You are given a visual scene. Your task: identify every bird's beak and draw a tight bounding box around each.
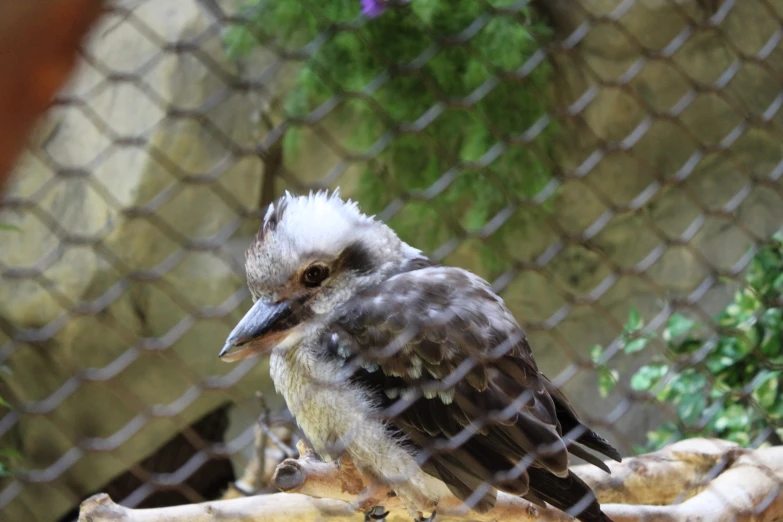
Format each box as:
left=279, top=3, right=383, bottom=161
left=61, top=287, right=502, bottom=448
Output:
left=219, top=299, right=298, bottom=362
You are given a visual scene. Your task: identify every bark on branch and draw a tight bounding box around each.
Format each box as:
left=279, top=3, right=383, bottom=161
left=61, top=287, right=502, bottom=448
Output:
left=79, top=438, right=783, bottom=522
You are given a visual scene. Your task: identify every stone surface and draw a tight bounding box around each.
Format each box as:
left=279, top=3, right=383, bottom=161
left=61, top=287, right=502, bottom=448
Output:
left=525, top=0, right=783, bottom=449
left=0, top=2, right=275, bottom=522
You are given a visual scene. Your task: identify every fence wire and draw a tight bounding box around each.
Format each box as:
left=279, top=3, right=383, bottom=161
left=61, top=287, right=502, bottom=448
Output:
left=1, top=0, right=783, bottom=521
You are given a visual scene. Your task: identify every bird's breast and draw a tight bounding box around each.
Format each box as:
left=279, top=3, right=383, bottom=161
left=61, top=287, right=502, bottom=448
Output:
left=269, top=348, right=377, bottom=460
left=268, top=348, right=452, bottom=509
left=269, top=349, right=413, bottom=466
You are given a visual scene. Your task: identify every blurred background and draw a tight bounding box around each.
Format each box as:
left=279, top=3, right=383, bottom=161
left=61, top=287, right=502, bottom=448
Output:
left=1, top=0, right=782, bottom=521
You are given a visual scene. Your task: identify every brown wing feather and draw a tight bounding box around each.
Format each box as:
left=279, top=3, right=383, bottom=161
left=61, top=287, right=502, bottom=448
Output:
left=328, top=267, right=619, bottom=521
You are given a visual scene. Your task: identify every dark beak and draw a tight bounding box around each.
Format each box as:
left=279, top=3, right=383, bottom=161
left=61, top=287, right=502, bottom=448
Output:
left=219, top=299, right=296, bottom=362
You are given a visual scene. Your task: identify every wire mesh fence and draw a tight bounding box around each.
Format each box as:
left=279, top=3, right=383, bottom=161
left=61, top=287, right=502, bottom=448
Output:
left=1, top=0, right=782, bottom=521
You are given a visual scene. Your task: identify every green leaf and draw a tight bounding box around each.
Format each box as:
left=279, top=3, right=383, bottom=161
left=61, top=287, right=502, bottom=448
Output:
left=411, top=0, right=439, bottom=23
left=671, top=370, right=707, bottom=395
left=0, top=448, right=21, bottom=478
left=716, top=337, right=748, bottom=362
left=752, top=371, right=779, bottom=410
left=762, top=308, right=782, bottom=329
left=701, top=400, right=727, bottom=427
left=597, top=367, right=619, bottom=398
left=589, top=344, right=604, bottom=363
left=459, top=124, right=489, bottom=163
left=223, top=26, right=252, bottom=58
left=726, top=430, right=750, bottom=446
left=625, top=307, right=643, bottom=333
left=663, top=313, right=696, bottom=342
left=464, top=204, right=489, bottom=231
left=676, top=392, right=706, bottom=426
left=0, top=448, right=21, bottom=460
left=630, top=364, right=668, bottom=391
left=770, top=396, right=783, bottom=420
left=713, top=404, right=750, bottom=432
left=773, top=272, right=783, bottom=292
left=624, top=337, right=649, bottom=354
left=668, top=338, right=703, bottom=355
left=0, top=223, right=19, bottom=231
left=760, top=311, right=783, bottom=360
left=705, top=354, right=735, bottom=374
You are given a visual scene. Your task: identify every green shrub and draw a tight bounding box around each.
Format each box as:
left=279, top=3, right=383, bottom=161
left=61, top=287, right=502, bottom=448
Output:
left=592, top=234, right=783, bottom=451
left=223, top=0, right=555, bottom=274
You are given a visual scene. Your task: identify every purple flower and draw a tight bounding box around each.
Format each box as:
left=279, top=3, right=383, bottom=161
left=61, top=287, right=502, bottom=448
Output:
left=361, top=0, right=387, bottom=18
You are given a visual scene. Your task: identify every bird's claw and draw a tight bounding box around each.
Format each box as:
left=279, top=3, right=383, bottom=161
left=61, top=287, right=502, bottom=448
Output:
left=364, top=506, right=390, bottom=521
left=414, top=510, right=437, bottom=522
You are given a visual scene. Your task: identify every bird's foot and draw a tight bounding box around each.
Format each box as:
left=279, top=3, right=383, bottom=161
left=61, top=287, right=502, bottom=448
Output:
left=413, top=510, right=437, bottom=522
left=364, top=506, right=390, bottom=522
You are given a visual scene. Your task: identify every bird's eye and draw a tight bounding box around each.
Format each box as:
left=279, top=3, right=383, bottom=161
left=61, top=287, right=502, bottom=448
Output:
left=302, top=264, right=329, bottom=287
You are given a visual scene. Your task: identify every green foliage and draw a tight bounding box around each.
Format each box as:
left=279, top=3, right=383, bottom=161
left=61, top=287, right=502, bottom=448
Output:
left=592, top=234, right=783, bottom=451
left=224, top=0, right=556, bottom=274
left=0, top=448, right=20, bottom=479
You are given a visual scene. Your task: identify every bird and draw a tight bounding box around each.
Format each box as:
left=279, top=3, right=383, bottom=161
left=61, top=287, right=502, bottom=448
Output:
left=219, top=189, right=621, bottom=522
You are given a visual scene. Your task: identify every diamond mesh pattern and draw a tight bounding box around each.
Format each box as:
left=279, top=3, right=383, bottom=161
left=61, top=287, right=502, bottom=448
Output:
left=1, top=1, right=782, bottom=521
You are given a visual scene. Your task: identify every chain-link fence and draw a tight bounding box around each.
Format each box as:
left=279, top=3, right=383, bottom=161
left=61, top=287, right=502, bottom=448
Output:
left=1, top=0, right=783, bottom=521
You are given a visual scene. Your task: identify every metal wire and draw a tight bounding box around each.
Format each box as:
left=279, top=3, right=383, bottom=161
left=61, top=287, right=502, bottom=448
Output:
left=1, top=0, right=782, bottom=521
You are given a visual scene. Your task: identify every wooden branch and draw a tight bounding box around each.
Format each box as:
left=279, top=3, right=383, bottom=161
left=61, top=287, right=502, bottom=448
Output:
left=79, top=438, right=783, bottom=522
left=573, top=437, right=746, bottom=505
left=600, top=445, right=783, bottom=522
left=222, top=423, right=293, bottom=500
left=79, top=492, right=362, bottom=522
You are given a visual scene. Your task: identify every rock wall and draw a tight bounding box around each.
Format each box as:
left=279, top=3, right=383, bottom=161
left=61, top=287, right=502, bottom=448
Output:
left=0, top=2, right=275, bottom=521
left=527, top=0, right=783, bottom=441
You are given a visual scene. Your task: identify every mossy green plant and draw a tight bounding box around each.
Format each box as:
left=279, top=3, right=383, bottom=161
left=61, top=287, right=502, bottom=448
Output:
left=224, top=0, right=556, bottom=275
left=592, top=233, right=783, bottom=452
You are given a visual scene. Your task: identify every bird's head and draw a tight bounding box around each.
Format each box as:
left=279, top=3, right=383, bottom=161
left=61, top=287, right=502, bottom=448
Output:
left=219, top=189, right=423, bottom=361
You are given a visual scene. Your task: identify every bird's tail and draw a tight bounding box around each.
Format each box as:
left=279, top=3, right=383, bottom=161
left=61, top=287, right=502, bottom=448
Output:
left=525, top=467, right=612, bottom=522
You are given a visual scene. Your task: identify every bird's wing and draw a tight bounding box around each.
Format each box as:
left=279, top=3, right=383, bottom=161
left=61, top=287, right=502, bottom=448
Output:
left=326, top=266, right=618, bottom=515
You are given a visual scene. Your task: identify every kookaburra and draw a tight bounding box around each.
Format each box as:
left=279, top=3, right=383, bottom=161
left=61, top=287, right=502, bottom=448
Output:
left=220, top=190, right=621, bottom=522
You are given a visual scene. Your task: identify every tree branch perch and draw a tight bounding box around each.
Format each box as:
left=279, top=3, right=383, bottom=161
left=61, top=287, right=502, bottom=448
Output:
left=79, top=438, right=783, bottom=522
